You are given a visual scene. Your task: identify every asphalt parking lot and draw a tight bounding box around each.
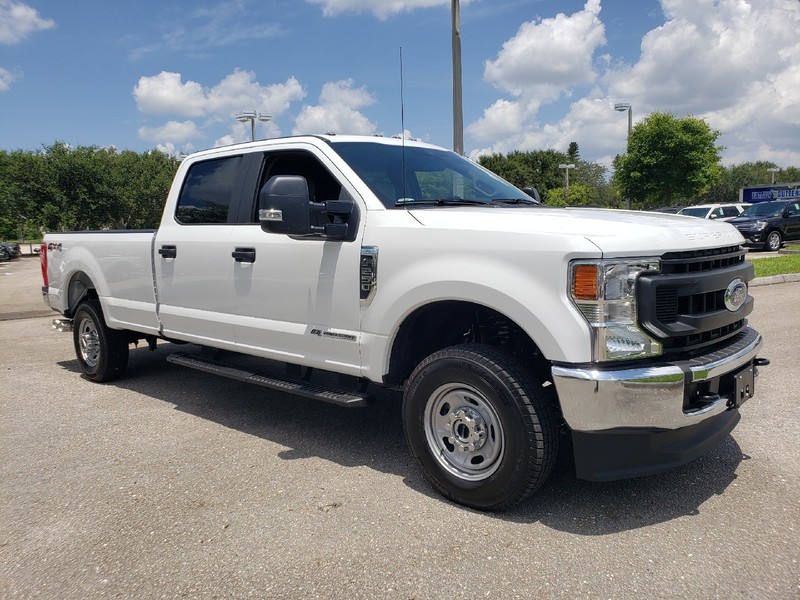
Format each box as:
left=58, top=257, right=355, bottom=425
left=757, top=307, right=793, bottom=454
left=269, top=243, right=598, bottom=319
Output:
left=1, top=256, right=798, bottom=599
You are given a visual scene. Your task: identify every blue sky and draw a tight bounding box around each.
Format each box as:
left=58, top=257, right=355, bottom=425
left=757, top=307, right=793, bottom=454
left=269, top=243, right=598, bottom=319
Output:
left=2, top=0, right=799, bottom=170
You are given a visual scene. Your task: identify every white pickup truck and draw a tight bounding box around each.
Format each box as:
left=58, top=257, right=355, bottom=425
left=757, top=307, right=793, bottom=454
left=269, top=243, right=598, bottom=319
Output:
left=41, top=135, right=767, bottom=510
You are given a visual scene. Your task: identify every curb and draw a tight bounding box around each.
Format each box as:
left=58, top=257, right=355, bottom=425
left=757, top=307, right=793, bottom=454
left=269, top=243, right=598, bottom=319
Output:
left=750, top=273, right=800, bottom=287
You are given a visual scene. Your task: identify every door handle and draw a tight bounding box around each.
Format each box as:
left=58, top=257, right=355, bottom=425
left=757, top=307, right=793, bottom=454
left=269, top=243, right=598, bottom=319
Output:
left=158, top=245, right=177, bottom=259
left=232, top=247, right=256, bottom=263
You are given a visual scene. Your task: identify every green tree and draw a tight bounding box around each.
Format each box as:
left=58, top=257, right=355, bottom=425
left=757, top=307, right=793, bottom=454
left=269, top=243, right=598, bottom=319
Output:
left=479, top=149, right=615, bottom=207
left=0, top=143, right=179, bottom=236
left=614, top=112, right=723, bottom=208
left=546, top=184, right=594, bottom=207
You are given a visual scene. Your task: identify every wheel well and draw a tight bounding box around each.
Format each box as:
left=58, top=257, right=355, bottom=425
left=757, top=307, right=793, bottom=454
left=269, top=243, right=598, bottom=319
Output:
left=385, top=301, right=550, bottom=387
left=65, top=271, right=98, bottom=316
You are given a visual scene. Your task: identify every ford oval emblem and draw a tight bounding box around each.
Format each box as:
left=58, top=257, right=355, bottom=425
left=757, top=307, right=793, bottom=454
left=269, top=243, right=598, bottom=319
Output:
left=724, top=278, right=747, bottom=312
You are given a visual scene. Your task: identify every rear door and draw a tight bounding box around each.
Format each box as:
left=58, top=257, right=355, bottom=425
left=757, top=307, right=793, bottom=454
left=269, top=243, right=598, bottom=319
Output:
left=154, top=154, right=251, bottom=346
left=783, top=201, right=800, bottom=240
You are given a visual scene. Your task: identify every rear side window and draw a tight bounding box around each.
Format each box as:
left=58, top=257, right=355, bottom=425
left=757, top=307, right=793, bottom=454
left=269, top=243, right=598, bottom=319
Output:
left=176, top=156, right=243, bottom=224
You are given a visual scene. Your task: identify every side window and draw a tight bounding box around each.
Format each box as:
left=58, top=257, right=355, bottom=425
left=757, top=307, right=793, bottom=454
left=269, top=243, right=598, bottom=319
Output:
left=721, top=206, right=738, bottom=217
left=255, top=152, right=342, bottom=221
left=176, top=156, right=243, bottom=224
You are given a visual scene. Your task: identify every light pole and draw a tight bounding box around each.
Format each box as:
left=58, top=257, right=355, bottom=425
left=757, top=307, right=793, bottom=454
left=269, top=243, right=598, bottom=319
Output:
left=614, top=102, right=632, bottom=209
left=235, top=110, right=272, bottom=141
left=766, top=167, right=779, bottom=184
left=452, top=0, right=463, bottom=155
left=559, top=163, right=575, bottom=194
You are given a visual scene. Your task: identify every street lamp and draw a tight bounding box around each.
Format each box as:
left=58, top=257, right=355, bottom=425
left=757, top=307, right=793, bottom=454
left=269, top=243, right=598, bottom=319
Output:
left=559, top=163, right=575, bottom=193
left=235, top=110, right=272, bottom=141
left=614, top=102, right=633, bottom=209
left=766, top=167, right=779, bottom=184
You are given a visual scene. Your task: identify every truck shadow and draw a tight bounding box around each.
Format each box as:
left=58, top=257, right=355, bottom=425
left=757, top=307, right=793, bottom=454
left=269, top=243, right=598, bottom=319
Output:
left=58, top=343, right=744, bottom=535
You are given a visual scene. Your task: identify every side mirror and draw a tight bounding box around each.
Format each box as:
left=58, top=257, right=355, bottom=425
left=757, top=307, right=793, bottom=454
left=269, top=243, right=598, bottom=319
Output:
left=522, top=187, right=542, bottom=204
left=259, top=175, right=358, bottom=240
left=259, top=175, right=312, bottom=235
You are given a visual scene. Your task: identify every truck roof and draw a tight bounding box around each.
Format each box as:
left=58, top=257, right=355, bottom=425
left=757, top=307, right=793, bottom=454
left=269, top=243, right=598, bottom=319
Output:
left=183, top=134, right=442, bottom=161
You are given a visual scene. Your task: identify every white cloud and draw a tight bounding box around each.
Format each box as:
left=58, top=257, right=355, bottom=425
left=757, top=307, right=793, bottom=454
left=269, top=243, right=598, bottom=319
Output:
left=293, top=79, right=377, bottom=135
left=133, top=70, right=305, bottom=119
left=467, top=99, right=525, bottom=143
left=133, top=72, right=207, bottom=117
left=483, top=0, right=605, bottom=97
left=130, top=3, right=284, bottom=60
left=0, top=0, right=55, bottom=45
left=133, top=70, right=307, bottom=149
left=307, top=0, right=467, bottom=20
left=467, top=0, right=800, bottom=168
left=0, top=66, right=18, bottom=92
left=138, top=120, right=204, bottom=144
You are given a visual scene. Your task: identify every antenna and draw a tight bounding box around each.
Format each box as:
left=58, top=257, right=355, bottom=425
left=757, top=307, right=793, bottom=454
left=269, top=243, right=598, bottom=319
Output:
left=400, top=46, right=407, bottom=203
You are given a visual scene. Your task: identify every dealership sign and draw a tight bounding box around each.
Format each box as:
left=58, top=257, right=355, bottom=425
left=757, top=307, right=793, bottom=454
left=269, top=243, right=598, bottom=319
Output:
left=740, top=183, right=800, bottom=203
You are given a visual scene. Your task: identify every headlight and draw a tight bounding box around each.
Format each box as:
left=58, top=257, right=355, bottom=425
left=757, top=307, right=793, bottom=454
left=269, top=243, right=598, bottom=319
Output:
left=754, top=220, right=769, bottom=230
left=569, top=259, right=662, bottom=361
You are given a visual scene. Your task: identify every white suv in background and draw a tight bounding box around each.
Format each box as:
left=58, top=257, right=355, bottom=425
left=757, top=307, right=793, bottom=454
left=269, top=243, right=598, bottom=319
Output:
left=678, top=203, right=748, bottom=221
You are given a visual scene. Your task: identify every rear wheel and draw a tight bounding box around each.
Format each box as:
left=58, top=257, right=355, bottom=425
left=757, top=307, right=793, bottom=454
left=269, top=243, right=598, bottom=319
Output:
left=765, top=230, right=782, bottom=251
left=403, top=344, right=558, bottom=511
left=73, top=300, right=129, bottom=382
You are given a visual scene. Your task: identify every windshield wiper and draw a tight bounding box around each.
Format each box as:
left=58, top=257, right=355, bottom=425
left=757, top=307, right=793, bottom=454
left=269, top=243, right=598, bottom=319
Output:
left=394, top=198, right=490, bottom=207
left=488, top=197, right=539, bottom=205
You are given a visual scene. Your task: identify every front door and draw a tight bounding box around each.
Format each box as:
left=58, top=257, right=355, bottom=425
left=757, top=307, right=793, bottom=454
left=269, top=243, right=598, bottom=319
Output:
left=228, top=146, right=364, bottom=373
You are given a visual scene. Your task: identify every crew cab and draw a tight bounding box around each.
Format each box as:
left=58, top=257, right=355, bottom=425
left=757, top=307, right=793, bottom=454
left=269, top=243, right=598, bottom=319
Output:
left=41, top=135, right=767, bottom=510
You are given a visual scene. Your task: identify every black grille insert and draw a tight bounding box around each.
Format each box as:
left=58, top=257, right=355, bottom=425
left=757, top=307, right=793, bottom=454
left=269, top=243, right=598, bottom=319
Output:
left=638, top=246, right=753, bottom=354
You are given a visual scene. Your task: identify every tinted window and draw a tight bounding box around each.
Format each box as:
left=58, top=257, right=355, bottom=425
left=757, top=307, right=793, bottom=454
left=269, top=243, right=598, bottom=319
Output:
left=721, top=206, right=740, bottom=217
left=176, top=156, right=242, bottom=224
left=740, top=202, right=786, bottom=218
left=679, top=207, right=709, bottom=218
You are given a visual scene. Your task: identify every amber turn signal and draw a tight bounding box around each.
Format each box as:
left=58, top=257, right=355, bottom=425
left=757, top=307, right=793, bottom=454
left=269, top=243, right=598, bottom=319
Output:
left=572, top=264, right=598, bottom=300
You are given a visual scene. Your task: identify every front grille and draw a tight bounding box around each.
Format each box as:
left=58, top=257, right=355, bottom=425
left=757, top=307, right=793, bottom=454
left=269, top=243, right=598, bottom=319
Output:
left=638, top=246, right=753, bottom=355
left=660, top=245, right=745, bottom=274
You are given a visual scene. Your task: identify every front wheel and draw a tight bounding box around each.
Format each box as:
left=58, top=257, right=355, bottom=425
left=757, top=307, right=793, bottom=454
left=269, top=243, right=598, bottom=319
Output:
left=403, top=344, right=558, bottom=511
left=73, top=300, right=129, bottom=382
left=765, top=230, right=782, bottom=251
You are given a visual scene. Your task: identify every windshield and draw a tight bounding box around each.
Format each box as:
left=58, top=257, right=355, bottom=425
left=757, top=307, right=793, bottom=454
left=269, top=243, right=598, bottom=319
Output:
left=331, top=141, right=532, bottom=208
left=740, top=202, right=785, bottom=218
left=678, top=207, right=710, bottom=218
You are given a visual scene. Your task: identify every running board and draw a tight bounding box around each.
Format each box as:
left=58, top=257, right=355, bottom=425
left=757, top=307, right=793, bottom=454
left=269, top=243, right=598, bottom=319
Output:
left=167, top=352, right=371, bottom=408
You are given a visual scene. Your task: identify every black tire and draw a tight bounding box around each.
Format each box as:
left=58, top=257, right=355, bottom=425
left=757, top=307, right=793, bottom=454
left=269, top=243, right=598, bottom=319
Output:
left=72, top=300, right=129, bottom=382
left=765, top=230, right=782, bottom=252
left=403, top=344, right=558, bottom=511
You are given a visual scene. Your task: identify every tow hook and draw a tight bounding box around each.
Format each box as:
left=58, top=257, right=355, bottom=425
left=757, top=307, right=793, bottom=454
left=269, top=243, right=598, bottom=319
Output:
left=52, top=318, right=73, bottom=332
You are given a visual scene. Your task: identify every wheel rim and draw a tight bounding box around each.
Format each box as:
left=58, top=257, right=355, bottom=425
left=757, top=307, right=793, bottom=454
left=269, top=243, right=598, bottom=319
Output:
left=78, top=316, right=100, bottom=368
left=767, top=232, right=780, bottom=251
left=423, top=383, right=504, bottom=481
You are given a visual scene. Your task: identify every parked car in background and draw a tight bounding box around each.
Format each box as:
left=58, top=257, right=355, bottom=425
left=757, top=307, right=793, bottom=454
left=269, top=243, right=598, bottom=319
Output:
left=0, top=242, right=21, bottom=260
left=729, top=200, right=800, bottom=251
left=648, top=205, right=685, bottom=214
left=678, top=203, right=747, bottom=221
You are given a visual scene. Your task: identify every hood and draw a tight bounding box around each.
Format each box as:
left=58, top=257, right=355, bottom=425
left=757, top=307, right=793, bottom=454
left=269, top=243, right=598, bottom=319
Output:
left=407, top=205, right=745, bottom=255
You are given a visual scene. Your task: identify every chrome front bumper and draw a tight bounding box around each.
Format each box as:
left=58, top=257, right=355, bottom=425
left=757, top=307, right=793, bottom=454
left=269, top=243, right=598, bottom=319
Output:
left=552, top=328, right=764, bottom=433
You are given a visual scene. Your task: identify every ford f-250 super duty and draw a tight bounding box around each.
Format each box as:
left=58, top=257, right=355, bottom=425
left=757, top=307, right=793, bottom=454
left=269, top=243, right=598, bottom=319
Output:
left=41, top=135, right=768, bottom=510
